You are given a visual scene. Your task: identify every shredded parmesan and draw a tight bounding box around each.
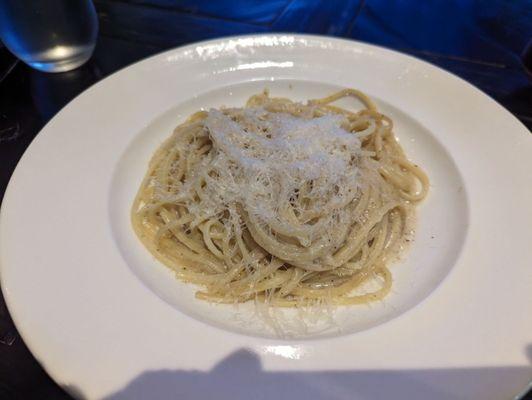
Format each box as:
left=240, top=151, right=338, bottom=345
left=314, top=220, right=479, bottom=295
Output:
left=178, top=108, right=364, bottom=245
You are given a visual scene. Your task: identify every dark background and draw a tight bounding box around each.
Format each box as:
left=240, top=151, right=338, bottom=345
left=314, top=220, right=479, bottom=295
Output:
left=1, top=0, right=531, bottom=399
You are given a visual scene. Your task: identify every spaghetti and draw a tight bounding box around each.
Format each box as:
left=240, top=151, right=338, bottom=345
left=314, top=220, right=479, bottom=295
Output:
left=132, top=89, right=429, bottom=306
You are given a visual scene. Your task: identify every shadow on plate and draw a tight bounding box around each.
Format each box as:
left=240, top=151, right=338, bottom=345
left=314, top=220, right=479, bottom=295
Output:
left=88, top=346, right=532, bottom=400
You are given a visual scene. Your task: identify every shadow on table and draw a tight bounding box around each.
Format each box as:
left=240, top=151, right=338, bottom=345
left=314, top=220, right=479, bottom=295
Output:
left=93, top=346, right=532, bottom=400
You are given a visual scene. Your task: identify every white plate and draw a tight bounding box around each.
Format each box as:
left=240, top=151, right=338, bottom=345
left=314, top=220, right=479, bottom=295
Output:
left=1, top=34, right=531, bottom=400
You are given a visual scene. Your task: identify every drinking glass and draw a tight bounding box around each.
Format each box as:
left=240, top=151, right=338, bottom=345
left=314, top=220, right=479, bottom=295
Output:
left=0, top=0, right=98, bottom=73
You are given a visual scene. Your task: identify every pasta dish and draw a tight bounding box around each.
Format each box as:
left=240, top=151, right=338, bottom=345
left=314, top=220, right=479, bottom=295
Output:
left=132, top=89, right=428, bottom=306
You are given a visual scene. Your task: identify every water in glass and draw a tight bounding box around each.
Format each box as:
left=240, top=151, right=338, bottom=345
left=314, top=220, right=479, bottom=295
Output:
left=0, top=0, right=98, bottom=72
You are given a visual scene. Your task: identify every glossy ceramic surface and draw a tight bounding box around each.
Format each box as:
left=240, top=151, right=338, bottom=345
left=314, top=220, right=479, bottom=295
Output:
left=1, top=35, right=531, bottom=399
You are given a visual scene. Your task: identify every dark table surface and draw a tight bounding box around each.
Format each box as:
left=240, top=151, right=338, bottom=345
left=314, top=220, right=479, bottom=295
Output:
left=1, top=1, right=531, bottom=399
